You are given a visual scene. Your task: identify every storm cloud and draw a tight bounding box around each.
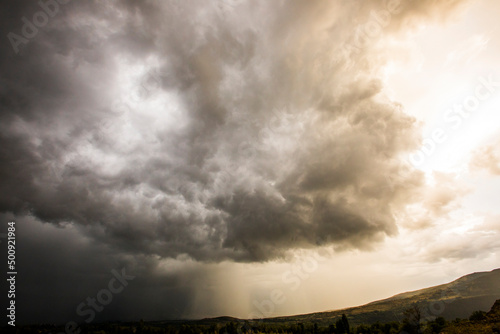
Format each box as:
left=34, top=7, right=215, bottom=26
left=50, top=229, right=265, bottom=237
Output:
left=0, top=0, right=478, bottom=263
left=4, top=0, right=494, bottom=326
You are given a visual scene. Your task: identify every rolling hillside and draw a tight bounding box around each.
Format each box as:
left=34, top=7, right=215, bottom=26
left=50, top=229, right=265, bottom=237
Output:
left=259, top=268, right=500, bottom=326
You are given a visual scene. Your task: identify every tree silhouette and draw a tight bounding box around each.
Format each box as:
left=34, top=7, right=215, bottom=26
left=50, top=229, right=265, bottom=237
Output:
left=469, top=310, right=486, bottom=321
left=402, top=304, right=422, bottom=334
left=334, top=314, right=350, bottom=333
left=426, top=316, right=446, bottom=333
left=342, top=314, right=350, bottom=333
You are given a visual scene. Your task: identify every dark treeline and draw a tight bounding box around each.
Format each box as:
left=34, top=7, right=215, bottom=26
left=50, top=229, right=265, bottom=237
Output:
left=3, top=300, right=500, bottom=334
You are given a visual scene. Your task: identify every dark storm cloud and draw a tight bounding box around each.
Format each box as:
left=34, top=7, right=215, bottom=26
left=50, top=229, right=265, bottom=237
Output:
left=0, top=0, right=471, bottom=264
left=0, top=214, right=200, bottom=324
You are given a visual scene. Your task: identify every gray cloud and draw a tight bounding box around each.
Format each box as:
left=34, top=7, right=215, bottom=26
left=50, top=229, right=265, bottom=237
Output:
left=422, top=229, right=500, bottom=263
left=0, top=213, right=202, bottom=324
left=0, top=0, right=475, bottom=263
left=0, top=0, right=480, bottom=325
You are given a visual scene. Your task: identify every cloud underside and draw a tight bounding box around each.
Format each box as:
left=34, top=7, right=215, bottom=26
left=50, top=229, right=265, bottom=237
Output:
left=0, top=0, right=472, bottom=262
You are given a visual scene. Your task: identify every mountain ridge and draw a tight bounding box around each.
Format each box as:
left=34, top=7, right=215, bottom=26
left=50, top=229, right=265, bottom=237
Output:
left=255, top=267, right=500, bottom=326
left=148, top=268, right=500, bottom=327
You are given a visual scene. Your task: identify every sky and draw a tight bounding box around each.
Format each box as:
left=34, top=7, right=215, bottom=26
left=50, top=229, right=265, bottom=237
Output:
left=0, top=0, right=500, bottom=326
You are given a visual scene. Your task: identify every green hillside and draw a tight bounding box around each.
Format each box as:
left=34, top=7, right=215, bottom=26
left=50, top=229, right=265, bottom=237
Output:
left=259, top=268, right=500, bottom=326
left=440, top=298, right=500, bottom=334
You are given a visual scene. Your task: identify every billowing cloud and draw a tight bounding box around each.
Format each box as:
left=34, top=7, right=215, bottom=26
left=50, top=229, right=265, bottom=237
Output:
left=471, top=141, right=500, bottom=175
left=4, top=0, right=496, bottom=326
left=0, top=0, right=479, bottom=263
